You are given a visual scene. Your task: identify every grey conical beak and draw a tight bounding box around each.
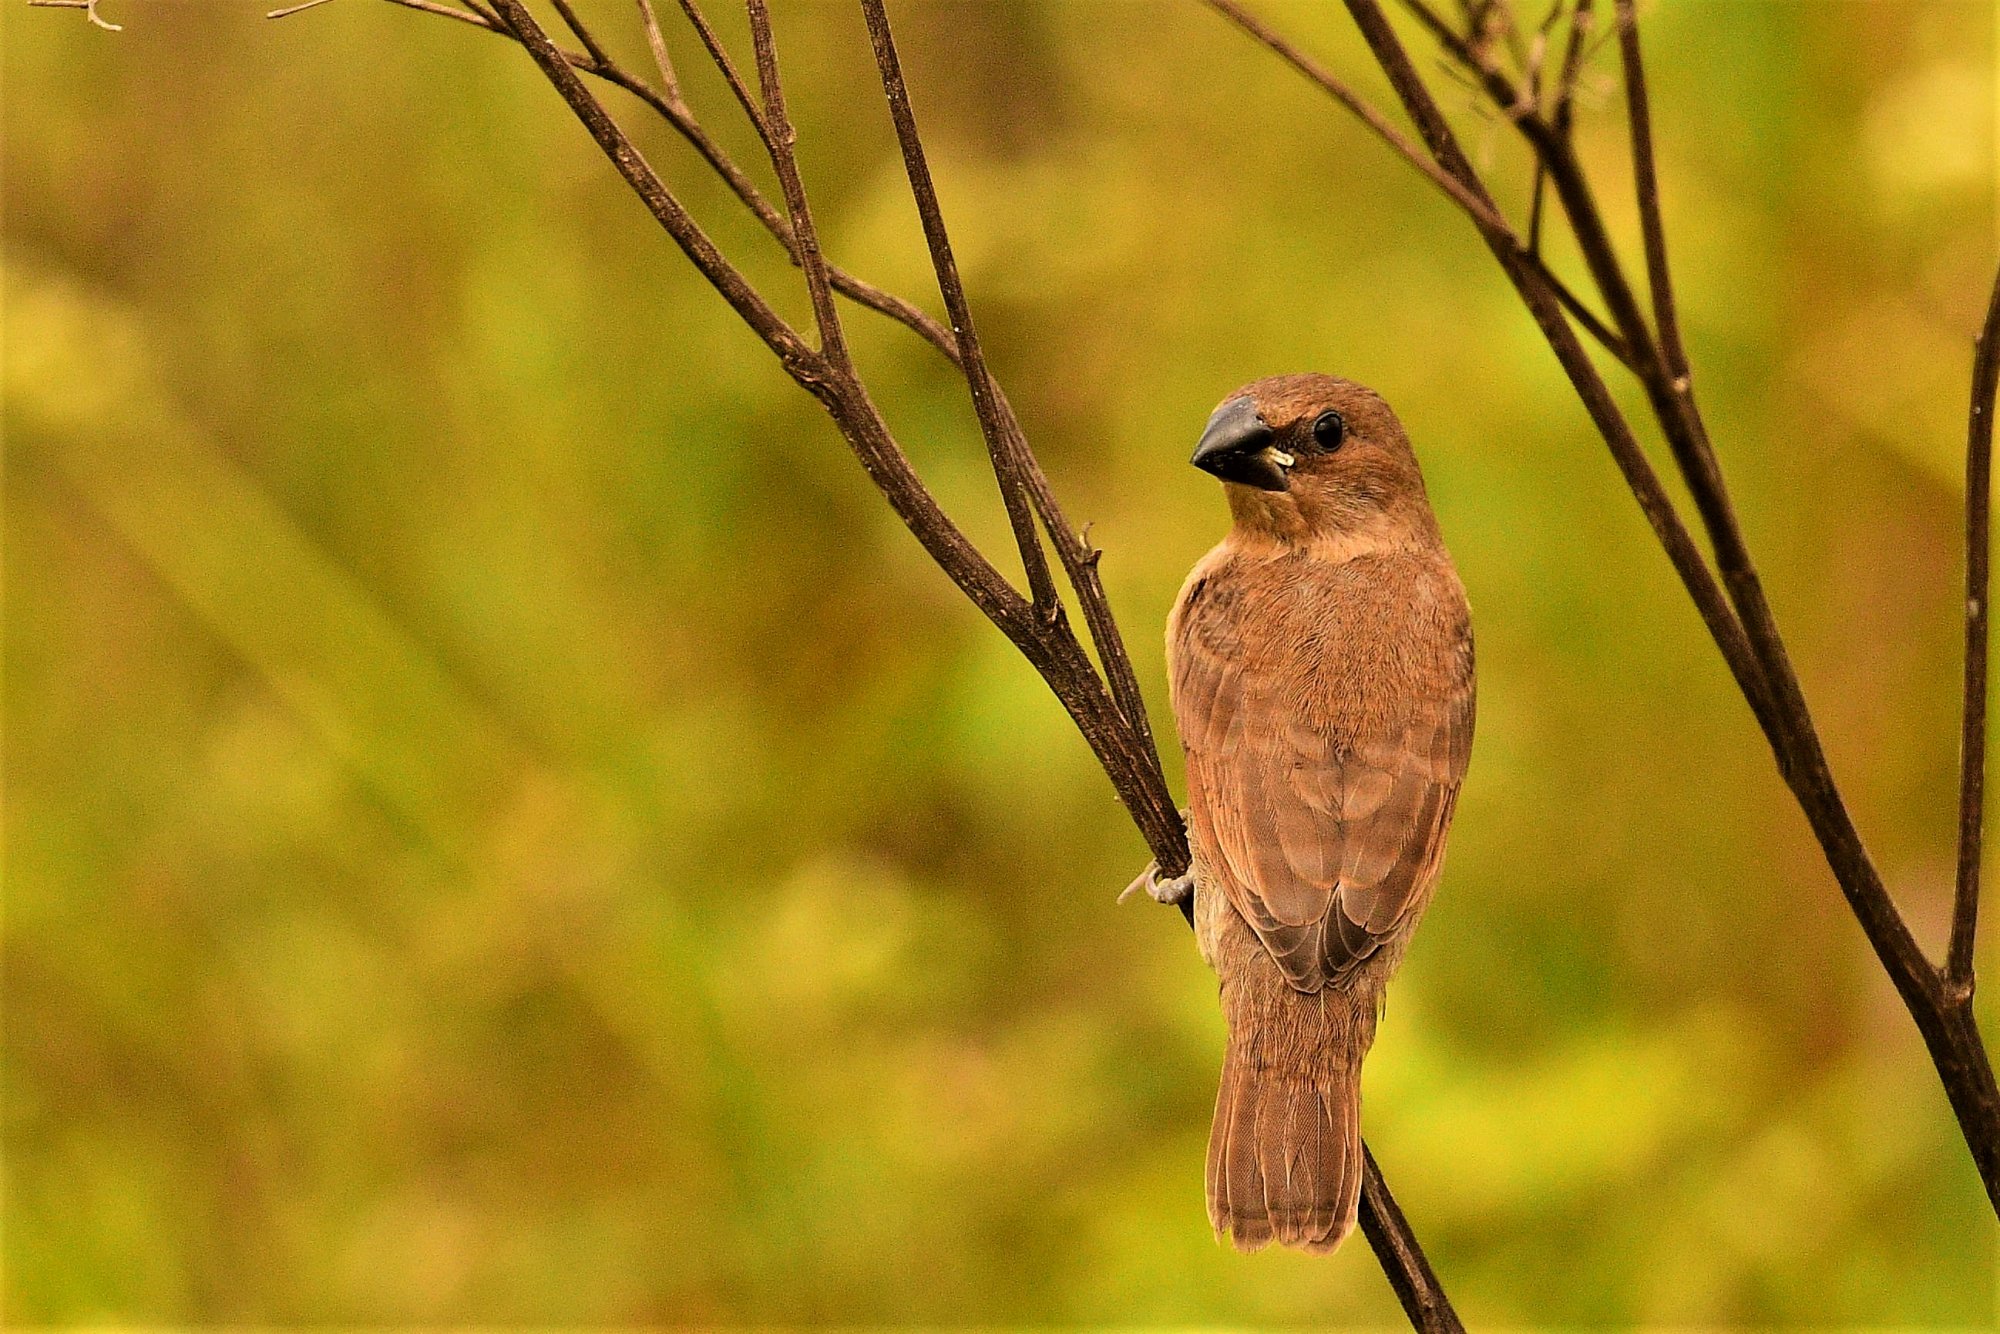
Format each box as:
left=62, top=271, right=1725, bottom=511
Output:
left=1191, top=397, right=1288, bottom=492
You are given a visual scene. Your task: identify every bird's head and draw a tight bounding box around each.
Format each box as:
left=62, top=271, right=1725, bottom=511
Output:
left=1191, top=373, right=1433, bottom=546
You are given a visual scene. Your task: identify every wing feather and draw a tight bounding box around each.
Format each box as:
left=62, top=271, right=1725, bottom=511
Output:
left=1172, top=549, right=1474, bottom=990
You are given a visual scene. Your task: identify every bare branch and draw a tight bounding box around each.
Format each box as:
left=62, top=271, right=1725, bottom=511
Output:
left=859, top=0, right=1062, bottom=616
left=549, top=0, right=610, bottom=69
left=677, top=0, right=781, bottom=153
left=1216, top=0, right=2000, bottom=1207
left=381, top=0, right=498, bottom=32
left=634, top=0, right=685, bottom=106
left=1950, top=272, right=2000, bottom=1000
left=1358, top=1144, right=1466, bottom=1334
left=1551, top=0, right=1592, bottom=136
left=1613, top=0, right=1683, bottom=384
left=453, top=0, right=1190, bottom=876
left=743, top=0, right=849, bottom=366
left=1203, top=0, right=1634, bottom=372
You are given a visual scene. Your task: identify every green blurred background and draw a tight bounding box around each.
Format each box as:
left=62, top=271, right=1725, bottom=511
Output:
left=6, top=0, right=1999, bottom=1323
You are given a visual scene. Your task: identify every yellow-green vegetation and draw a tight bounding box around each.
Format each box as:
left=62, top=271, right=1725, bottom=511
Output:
left=5, top=0, right=1995, bottom=1323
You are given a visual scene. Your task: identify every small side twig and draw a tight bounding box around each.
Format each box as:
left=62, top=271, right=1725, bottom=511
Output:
left=1950, top=271, right=2000, bottom=1002
left=859, top=0, right=1062, bottom=617
left=1550, top=0, right=1592, bottom=137
left=634, top=0, right=684, bottom=106
left=743, top=0, right=849, bottom=367
left=1203, top=0, right=1633, bottom=371
left=549, top=0, right=610, bottom=69
left=1612, top=0, right=1683, bottom=387
left=27, top=0, right=120, bottom=29
left=678, top=0, right=782, bottom=156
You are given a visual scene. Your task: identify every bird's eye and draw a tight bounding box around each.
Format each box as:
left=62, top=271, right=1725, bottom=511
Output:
left=1312, top=410, right=1346, bottom=451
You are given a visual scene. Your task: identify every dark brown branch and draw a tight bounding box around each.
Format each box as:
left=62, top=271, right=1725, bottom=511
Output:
left=1591, top=8, right=2000, bottom=1181
left=1364, top=0, right=2000, bottom=1215
left=1204, top=0, right=1633, bottom=372
left=548, top=0, right=610, bottom=69
left=1550, top=0, right=1591, bottom=136
left=463, top=0, right=1190, bottom=879
left=474, top=0, right=1029, bottom=628
left=859, top=0, right=1061, bottom=617
left=1951, top=272, right=2000, bottom=999
left=678, top=0, right=781, bottom=155
left=342, top=0, right=1434, bottom=1316
left=844, top=0, right=1164, bottom=798
left=743, top=0, right=849, bottom=367
left=1358, top=1144, right=1466, bottom=1334
left=1415, top=0, right=1794, bottom=751
left=1216, top=0, right=2000, bottom=1208
left=631, top=0, right=1172, bottom=856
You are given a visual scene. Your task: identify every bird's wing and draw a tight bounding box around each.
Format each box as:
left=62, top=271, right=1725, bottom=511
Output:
left=1175, top=575, right=1473, bottom=991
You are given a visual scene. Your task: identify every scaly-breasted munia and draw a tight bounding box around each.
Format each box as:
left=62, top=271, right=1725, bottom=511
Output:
left=1134, top=373, right=1474, bottom=1253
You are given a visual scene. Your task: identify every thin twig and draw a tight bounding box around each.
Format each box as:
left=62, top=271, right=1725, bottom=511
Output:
left=1552, top=0, right=1592, bottom=136
left=678, top=0, right=781, bottom=155
left=28, top=0, right=121, bottom=30
left=1950, top=272, right=2000, bottom=1001
left=743, top=0, right=849, bottom=367
left=380, top=0, right=499, bottom=31
left=1202, top=0, right=1632, bottom=372
left=634, top=0, right=684, bottom=106
left=548, top=0, right=610, bottom=69
left=859, top=0, right=1062, bottom=617
left=1526, top=157, right=1547, bottom=253
left=1613, top=0, right=1682, bottom=384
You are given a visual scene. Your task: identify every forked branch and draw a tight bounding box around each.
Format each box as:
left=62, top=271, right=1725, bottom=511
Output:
left=261, top=0, right=1457, bottom=1322
left=1209, top=0, right=2000, bottom=1209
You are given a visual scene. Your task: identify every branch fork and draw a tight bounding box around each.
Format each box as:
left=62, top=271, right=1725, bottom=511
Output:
left=1208, top=0, right=2000, bottom=1214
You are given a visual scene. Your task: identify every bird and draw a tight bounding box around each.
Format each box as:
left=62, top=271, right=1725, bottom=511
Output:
left=1129, top=373, right=1474, bottom=1254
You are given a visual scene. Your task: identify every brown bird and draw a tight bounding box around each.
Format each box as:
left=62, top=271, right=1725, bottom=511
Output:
left=1131, top=373, right=1474, bottom=1254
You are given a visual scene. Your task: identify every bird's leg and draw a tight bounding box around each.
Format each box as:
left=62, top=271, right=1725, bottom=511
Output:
left=1119, top=859, right=1195, bottom=907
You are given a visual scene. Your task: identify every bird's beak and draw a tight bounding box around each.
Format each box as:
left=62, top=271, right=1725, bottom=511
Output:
left=1191, top=397, right=1291, bottom=492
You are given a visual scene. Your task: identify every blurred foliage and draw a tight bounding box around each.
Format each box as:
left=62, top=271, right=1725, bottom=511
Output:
left=5, top=0, right=1999, bottom=1323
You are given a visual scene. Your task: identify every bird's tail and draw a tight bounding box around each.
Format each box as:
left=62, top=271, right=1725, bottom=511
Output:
left=1206, top=981, right=1372, bottom=1254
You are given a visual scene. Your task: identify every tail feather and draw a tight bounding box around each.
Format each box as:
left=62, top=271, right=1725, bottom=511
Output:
left=1206, top=1002, right=1367, bottom=1254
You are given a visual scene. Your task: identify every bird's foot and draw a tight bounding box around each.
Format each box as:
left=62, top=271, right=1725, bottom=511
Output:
left=1119, top=860, right=1194, bottom=907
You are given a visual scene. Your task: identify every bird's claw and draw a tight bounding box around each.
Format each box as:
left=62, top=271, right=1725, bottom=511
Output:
left=1119, top=860, right=1195, bottom=907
